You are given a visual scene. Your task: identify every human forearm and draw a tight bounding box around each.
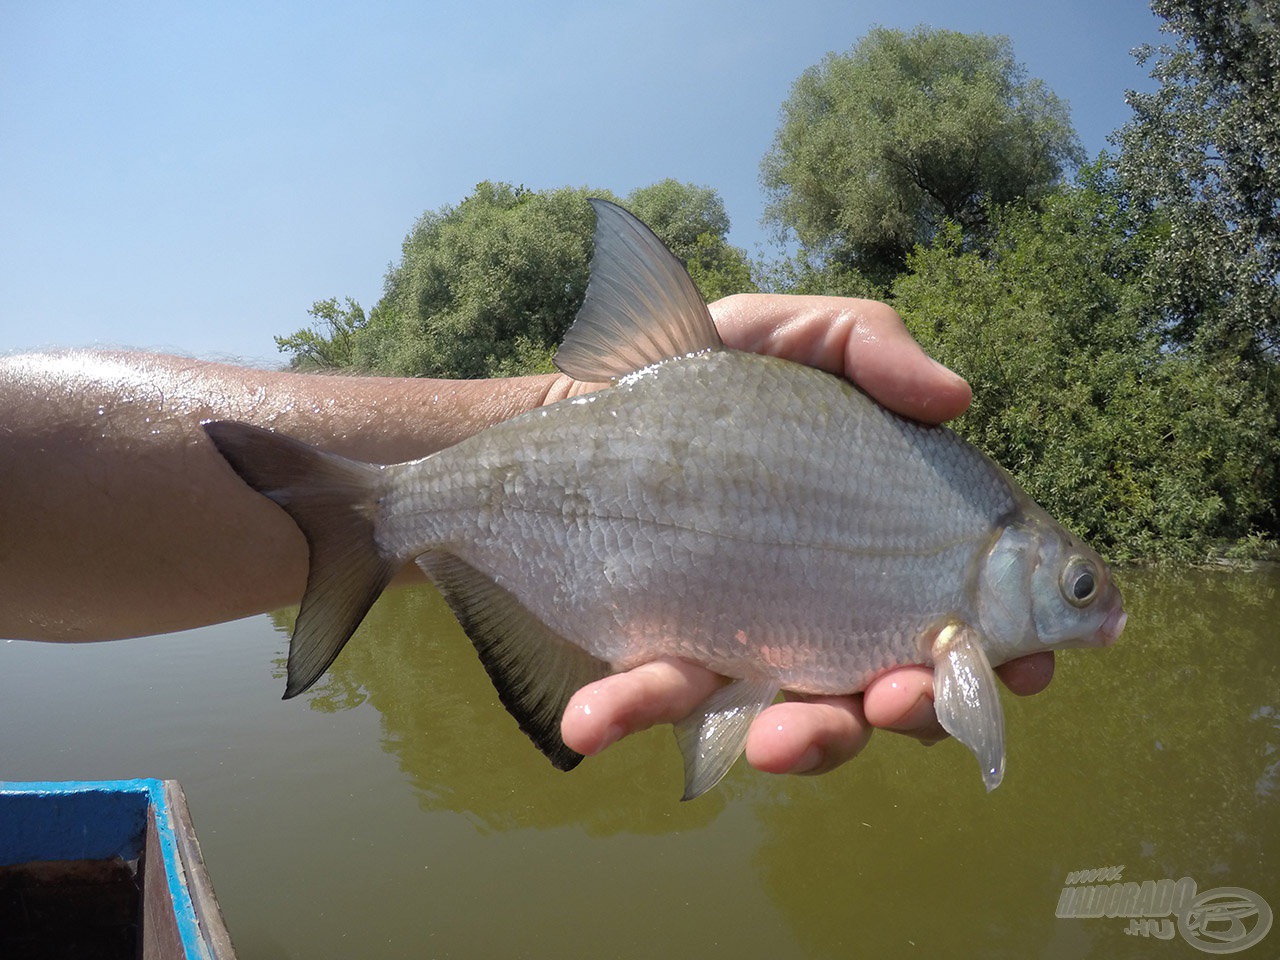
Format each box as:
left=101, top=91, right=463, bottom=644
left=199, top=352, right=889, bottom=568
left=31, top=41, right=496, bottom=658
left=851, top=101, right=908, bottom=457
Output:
left=0, top=350, right=560, bottom=641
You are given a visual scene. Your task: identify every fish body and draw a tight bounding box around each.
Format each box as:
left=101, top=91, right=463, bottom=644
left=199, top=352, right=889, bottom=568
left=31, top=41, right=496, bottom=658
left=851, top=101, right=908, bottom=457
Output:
left=384, top=350, right=1012, bottom=691
left=206, top=200, right=1125, bottom=798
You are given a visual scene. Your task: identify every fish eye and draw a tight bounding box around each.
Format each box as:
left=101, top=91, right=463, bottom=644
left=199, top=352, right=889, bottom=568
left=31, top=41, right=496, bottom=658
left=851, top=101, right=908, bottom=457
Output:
left=1060, top=558, right=1098, bottom=608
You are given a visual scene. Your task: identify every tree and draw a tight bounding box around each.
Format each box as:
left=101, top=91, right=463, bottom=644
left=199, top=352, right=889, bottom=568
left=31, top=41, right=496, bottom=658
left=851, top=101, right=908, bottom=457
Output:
left=684, top=231, right=759, bottom=303
left=1111, top=0, right=1279, bottom=359
left=627, top=179, right=758, bottom=302
left=275, top=297, right=366, bottom=371
left=892, top=185, right=1278, bottom=560
left=762, top=26, right=1083, bottom=283
left=626, top=179, right=731, bottom=265
left=627, top=179, right=757, bottom=302
left=373, top=182, right=594, bottom=378
left=276, top=181, right=754, bottom=378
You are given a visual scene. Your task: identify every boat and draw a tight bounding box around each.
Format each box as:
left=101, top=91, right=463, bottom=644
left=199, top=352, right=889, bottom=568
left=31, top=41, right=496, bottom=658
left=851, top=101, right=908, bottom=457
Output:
left=0, top=778, right=236, bottom=959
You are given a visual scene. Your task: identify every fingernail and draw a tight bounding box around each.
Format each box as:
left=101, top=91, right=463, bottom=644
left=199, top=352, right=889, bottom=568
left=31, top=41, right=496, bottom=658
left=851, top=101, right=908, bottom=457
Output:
left=596, top=723, right=625, bottom=754
left=929, top=356, right=964, bottom=385
left=888, top=693, right=935, bottom=730
left=789, top=746, right=823, bottom=775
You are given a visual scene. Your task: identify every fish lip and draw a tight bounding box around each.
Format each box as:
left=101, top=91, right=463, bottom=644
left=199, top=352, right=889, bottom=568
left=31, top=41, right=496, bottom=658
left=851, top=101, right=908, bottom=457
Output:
left=1098, top=607, right=1127, bottom=647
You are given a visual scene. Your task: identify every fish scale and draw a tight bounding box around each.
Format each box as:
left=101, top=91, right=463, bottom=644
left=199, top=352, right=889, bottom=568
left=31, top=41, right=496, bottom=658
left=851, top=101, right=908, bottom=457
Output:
left=204, top=198, right=1125, bottom=799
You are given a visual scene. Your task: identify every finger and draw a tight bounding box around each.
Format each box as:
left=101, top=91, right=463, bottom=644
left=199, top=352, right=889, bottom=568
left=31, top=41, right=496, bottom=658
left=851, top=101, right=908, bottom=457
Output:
left=711, top=294, right=971, bottom=424
left=711, top=293, right=872, bottom=373
left=862, top=666, right=948, bottom=743
left=995, top=651, right=1055, bottom=695
left=843, top=305, right=972, bottom=424
left=745, top=694, right=871, bottom=775
left=862, top=651, right=1057, bottom=745
left=560, top=657, right=723, bottom=756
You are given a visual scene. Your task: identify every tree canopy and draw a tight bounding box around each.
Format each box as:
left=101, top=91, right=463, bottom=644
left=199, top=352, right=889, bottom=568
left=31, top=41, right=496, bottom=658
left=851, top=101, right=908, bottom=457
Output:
left=761, top=26, right=1083, bottom=284
left=276, top=180, right=755, bottom=379
left=1111, top=0, right=1279, bottom=359
left=894, top=186, right=1278, bottom=561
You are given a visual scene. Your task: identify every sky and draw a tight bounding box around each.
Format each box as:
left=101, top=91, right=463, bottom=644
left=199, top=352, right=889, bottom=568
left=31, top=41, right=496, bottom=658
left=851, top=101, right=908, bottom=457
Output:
left=1, top=1, right=1169, bottom=366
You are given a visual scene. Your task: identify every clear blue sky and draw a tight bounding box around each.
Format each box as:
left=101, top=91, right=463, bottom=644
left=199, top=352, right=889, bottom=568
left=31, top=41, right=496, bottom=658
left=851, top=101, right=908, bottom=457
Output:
left=1, top=1, right=1167, bottom=365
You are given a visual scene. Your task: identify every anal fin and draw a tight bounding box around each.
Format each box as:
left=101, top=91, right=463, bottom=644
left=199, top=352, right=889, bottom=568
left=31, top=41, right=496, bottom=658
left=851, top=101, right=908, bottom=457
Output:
left=674, top=678, right=778, bottom=800
left=417, top=551, right=610, bottom=772
left=931, top=621, right=1006, bottom=791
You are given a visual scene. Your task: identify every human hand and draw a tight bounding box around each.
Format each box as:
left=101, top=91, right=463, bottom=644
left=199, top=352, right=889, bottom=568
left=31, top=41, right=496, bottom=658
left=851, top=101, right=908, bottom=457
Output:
left=555, top=293, right=1055, bottom=777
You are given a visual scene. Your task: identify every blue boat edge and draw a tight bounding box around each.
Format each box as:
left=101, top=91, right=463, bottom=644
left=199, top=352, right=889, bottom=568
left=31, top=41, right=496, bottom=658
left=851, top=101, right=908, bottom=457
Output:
left=0, top=777, right=236, bottom=959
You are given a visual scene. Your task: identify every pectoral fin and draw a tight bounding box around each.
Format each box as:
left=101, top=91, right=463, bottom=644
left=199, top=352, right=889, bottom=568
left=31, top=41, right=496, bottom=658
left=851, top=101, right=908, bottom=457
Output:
left=931, top=622, right=1006, bottom=791
left=673, top=678, right=778, bottom=801
left=418, top=551, right=611, bottom=772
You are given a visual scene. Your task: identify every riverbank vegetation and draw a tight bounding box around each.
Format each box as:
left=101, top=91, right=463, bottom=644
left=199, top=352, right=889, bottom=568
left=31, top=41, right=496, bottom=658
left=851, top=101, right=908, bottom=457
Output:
left=275, top=1, right=1278, bottom=562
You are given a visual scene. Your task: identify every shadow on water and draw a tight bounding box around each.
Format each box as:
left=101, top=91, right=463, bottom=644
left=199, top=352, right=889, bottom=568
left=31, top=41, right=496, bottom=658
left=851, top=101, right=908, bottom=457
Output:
left=265, top=565, right=1279, bottom=958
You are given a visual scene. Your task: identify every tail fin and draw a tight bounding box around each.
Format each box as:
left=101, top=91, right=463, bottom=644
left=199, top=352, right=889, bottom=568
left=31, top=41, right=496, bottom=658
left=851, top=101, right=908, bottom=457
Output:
left=203, top=420, right=399, bottom=698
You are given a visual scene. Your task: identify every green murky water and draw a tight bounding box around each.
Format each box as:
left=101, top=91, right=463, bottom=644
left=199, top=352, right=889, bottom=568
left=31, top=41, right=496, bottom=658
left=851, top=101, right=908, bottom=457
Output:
left=2, top=567, right=1276, bottom=958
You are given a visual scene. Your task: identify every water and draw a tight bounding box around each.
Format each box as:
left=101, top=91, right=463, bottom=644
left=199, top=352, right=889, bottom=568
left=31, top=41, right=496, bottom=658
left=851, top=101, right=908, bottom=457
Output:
left=1, top=567, right=1276, bottom=959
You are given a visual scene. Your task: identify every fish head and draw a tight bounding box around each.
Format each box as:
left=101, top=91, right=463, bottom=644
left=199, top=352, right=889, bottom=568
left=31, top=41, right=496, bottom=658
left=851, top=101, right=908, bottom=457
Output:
left=977, top=510, right=1126, bottom=660
left=1027, top=527, right=1126, bottom=651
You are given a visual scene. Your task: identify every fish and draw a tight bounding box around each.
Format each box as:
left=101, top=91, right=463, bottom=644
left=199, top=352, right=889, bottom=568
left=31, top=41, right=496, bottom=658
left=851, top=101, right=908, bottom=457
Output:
left=204, top=198, right=1126, bottom=799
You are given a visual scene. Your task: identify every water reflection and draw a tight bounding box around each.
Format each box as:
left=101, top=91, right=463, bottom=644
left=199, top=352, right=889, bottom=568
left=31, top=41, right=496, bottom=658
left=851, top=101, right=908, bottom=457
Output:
left=269, top=565, right=1279, bottom=957
left=271, top=590, right=726, bottom=834
left=740, top=566, right=1280, bottom=958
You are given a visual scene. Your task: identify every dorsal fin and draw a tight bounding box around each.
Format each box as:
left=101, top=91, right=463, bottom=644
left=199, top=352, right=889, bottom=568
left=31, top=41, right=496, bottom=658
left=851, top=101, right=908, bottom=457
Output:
left=553, top=198, right=723, bottom=382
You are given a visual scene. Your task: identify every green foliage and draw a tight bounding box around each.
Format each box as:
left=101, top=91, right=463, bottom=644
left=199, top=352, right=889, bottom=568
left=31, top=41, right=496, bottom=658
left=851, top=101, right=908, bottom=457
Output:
left=368, top=182, right=596, bottom=379
left=1111, top=0, right=1280, bottom=359
left=275, top=180, right=754, bottom=378
left=762, top=26, right=1083, bottom=283
left=893, top=186, right=1279, bottom=561
left=754, top=249, right=884, bottom=300
left=275, top=297, right=366, bottom=371
left=627, top=179, right=757, bottom=302
left=626, top=179, right=731, bottom=264
left=685, top=232, right=758, bottom=302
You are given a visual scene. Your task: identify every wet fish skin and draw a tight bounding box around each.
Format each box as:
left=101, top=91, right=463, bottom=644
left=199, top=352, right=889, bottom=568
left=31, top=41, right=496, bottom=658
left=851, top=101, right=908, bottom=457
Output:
left=204, top=199, right=1125, bottom=799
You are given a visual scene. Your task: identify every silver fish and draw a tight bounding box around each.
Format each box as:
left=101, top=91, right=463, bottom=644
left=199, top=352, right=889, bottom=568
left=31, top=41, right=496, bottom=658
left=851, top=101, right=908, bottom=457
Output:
left=205, top=199, right=1126, bottom=799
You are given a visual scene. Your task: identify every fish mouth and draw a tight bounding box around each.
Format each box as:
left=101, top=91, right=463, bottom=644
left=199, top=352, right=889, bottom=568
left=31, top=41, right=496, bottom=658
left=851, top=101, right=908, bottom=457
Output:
left=1098, top=607, right=1127, bottom=647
